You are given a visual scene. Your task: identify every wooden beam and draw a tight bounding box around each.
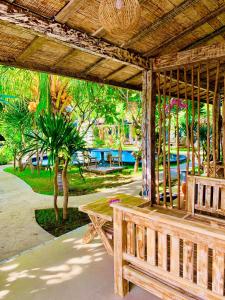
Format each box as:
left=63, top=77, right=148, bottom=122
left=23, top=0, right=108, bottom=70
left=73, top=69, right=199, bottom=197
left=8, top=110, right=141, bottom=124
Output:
left=0, top=59, right=141, bottom=91
left=182, top=25, right=225, bottom=51
left=124, top=71, right=142, bottom=83
left=104, top=65, right=127, bottom=80
left=122, top=0, right=200, bottom=48
left=55, top=0, right=83, bottom=23
left=144, top=5, right=225, bottom=57
left=54, top=49, right=80, bottom=67
left=81, top=57, right=105, bottom=74
left=142, top=69, right=156, bottom=204
left=92, top=27, right=106, bottom=38
left=153, top=44, right=225, bottom=71
left=0, top=1, right=150, bottom=70
left=16, top=36, right=46, bottom=62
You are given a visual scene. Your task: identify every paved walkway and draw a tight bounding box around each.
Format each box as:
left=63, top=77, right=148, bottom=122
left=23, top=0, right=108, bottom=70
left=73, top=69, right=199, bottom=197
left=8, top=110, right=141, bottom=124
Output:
left=0, top=165, right=142, bottom=261
left=0, top=226, right=159, bottom=300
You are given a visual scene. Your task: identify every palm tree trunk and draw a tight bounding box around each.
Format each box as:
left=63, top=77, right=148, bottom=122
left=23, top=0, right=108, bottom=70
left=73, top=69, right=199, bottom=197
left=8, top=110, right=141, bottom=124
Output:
left=134, top=158, right=140, bottom=173
left=54, top=157, right=59, bottom=222
left=62, top=158, right=69, bottom=221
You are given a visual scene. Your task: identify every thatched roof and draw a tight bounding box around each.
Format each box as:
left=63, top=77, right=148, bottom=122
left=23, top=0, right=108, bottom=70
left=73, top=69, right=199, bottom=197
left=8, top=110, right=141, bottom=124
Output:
left=0, top=0, right=224, bottom=99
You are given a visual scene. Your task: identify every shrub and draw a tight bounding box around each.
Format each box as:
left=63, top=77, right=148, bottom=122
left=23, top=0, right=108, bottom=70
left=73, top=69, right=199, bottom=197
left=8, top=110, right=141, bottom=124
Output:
left=0, top=146, right=13, bottom=165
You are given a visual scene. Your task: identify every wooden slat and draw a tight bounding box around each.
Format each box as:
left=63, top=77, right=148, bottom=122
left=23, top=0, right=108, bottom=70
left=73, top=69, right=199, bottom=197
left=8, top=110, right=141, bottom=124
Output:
left=197, top=244, right=208, bottom=289
left=158, top=232, right=167, bottom=271
left=136, top=225, right=145, bottom=261
left=147, top=228, right=156, bottom=266
left=212, top=250, right=224, bottom=296
left=170, top=236, right=180, bottom=277
left=213, top=186, right=220, bottom=210
left=205, top=186, right=211, bottom=208
left=197, top=183, right=204, bottom=207
left=127, top=222, right=135, bottom=256
left=183, top=240, right=194, bottom=281
left=221, top=189, right=225, bottom=210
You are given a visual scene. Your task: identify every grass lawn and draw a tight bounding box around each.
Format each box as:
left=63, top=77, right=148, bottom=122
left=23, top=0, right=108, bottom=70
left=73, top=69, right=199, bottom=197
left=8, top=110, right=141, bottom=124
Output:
left=35, top=207, right=90, bottom=237
left=4, top=166, right=141, bottom=196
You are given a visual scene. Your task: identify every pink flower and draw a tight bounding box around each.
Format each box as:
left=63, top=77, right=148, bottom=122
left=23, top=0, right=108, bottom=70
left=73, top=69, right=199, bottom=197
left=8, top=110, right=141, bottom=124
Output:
left=109, top=198, right=121, bottom=204
left=165, top=98, right=187, bottom=113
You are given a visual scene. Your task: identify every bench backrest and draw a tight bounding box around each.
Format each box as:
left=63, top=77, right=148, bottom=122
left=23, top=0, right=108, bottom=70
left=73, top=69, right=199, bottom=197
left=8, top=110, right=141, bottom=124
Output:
left=113, top=204, right=225, bottom=299
left=187, top=175, right=225, bottom=216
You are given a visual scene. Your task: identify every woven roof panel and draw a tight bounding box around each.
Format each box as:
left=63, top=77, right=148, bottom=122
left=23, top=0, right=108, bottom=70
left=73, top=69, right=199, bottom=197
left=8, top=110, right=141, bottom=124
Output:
left=14, top=0, right=69, bottom=18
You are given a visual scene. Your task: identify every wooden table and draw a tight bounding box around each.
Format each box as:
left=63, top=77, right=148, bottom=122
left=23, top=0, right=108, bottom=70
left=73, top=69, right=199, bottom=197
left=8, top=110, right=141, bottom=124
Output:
left=79, top=194, right=147, bottom=256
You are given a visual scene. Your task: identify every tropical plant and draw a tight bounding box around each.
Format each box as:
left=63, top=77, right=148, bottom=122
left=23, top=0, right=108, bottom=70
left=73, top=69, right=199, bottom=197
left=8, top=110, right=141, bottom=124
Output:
left=26, top=112, right=85, bottom=221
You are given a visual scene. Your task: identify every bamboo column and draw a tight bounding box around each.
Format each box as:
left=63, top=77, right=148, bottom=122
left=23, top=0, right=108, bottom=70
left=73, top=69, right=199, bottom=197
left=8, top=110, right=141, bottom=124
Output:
left=184, top=66, right=190, bottom=176
left=197, top=64, right=201, bottom=175
left=223, top=72, right=225, bottom=178
left=168, top=70, right=173, bottom=207
left=142, top=69, right=156, bottom=204
left=212, top=63, right=220, bottom=177
left=156, top=72, right=162, bottom=205
left=176, top=68, right=181, bottom=209
left=191, top=66, right=195, bottom=175
left=206, top=63, right=210, bottom=177
left=163, top=72, right=167, bottom=207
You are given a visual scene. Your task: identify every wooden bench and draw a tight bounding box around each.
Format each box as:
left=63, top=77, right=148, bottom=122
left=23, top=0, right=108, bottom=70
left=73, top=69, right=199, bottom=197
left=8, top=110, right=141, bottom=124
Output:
left=187, top=175, right=225, bottom=217
left=112, top=203, right=225, bottom=299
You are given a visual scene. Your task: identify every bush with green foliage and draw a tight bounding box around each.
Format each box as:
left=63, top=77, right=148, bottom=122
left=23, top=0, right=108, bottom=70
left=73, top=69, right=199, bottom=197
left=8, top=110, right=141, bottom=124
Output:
left=0, top=146, right=13, bottom=165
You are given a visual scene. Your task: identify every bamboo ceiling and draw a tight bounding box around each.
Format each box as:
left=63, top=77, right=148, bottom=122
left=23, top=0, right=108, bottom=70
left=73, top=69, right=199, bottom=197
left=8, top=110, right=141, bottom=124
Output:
left=0, top=0, right=225, bottom=99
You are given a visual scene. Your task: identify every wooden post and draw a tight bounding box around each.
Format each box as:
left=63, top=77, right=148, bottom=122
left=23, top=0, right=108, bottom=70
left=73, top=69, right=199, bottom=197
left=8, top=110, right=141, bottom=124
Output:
left=223, top=73, right=225, bottom=178
left=114, top=208, right=129, bottom=297
left=142, top=69, right=156, bottom=204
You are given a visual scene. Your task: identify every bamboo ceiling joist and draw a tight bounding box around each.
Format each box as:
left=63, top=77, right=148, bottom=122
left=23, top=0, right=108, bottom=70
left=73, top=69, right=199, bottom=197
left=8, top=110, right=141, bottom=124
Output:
left=0, top=1, right=150, bottom=70
left=153, top=44, right=225, bottom=71
left=145, top=4, right=225, bottom=57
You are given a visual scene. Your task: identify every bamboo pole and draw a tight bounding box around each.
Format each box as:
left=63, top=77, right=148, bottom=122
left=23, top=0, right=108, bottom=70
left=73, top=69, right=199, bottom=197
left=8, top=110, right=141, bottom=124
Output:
left=197, top=64, right=201, bottom=175
left=163, top=71, right=167, bottom=207
left=212, top=63, right=220, bottom=177
left=223, top=72, right=225, bottom=178
left=156, top=72, right=162, bottom=205
left=168, top=70, right=173, bottom=207
left=185, top=66, right=190, bottom=176
left=206, top=63, right=210, bottom=177
left=191, top=66, right=195, bottom=175
left=176, top=68, right=181, bottom=209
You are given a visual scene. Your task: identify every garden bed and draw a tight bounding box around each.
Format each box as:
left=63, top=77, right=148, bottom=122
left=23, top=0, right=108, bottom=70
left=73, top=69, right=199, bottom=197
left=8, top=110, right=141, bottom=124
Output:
left=35, top=207, right=90, bottom=237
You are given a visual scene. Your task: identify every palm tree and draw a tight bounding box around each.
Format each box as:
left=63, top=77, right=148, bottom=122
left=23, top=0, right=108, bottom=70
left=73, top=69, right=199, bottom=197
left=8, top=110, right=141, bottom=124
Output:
left=27, top=113, right=84, bottom=221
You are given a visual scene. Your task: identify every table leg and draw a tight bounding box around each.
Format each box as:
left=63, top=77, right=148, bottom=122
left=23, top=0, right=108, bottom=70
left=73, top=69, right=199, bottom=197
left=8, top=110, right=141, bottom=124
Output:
left=82, top=223, right=97, bottom=244
left=89, top=215, right=114, bottom=256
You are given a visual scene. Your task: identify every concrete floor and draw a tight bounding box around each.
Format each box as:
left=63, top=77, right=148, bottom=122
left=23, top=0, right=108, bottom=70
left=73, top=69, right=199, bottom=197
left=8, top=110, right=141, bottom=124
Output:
left=0, top=226, right=159, bottom=300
